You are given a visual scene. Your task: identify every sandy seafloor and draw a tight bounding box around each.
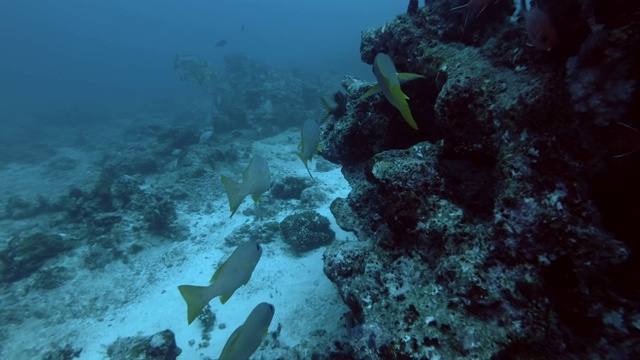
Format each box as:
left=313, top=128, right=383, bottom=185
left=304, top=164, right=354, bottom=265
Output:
left=0, top=114, right=354, bottom=359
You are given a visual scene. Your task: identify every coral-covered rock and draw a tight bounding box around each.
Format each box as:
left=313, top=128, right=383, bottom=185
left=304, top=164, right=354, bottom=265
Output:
left=280, top=211, right=335, bottom=254
left=0, top=233, right=73, bottom=283
left=322, top=2, right=638, bottom=358
left=106, top=329, right=181, bottom=360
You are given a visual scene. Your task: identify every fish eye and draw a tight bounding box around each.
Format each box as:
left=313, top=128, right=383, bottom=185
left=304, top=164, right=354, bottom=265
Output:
left=256, top=243, right=261, bottom=251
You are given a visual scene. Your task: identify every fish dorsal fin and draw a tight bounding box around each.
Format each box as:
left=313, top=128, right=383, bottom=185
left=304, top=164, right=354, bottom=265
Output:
left=211, top=261, right=228, bottom=283
left=359, top=84, right=381, bottom=100
left=319, top=97, right=333, bottom=123
left=242, top=162, right=252, bottom=181
left=397, top=72, right=424, bottom=83
left=317, top=143, right=322, bottom=152
left=319, top=97, right=332, bottom=111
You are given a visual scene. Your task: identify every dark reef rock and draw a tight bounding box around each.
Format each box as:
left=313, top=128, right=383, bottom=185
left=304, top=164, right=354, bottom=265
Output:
left=1, top=194, right=53, bottom=219
left=280, top=211, right=335, bottom=254
left=321, top=1, right=639, bottom=358
left=270, top=176, right=313, bottom=200
left=321, top=76, right=431, bottom=166
left=106, top=329, right=181, bottom=360
left=33, top=266, right=73, bottom=290
left=0, top=232, right=74, bottom=283
left=41, top=344, right=82, bottom=360
left=224, top=221, right=280, bottom=246
left=142, top=194, right=178, bottom=237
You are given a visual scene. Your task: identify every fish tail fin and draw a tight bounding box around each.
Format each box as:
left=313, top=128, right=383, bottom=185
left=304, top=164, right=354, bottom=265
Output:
left=178, top=285, right=211, bottom=325
left=297, top=153, right=314, bottom=178
left=389, top=85, right=419, bottom=130
left=359, top=84, right=381, bottom=100
left=221, top=175, right=247, bottom=217
left=319, top=97, right=333, bottom=123
left=399, top=104, right=419, bottom=130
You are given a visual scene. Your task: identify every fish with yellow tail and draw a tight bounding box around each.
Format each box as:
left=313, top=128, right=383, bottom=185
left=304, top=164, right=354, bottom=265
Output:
left=219, top=302, right=275, bottom=360
left=220, top=155, right=271, bottom=217
left=178, top=241, right=262, bottom=325
left=297, top=119, right=321, bottom=178
left=360, top=53, right=424, bottom=130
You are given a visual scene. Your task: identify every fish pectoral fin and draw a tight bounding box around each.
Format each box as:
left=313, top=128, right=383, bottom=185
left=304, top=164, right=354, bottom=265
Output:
left=319, top=96, right=333, bottom=111
left=178, top=285, right=211, bottom=325
left=397, top=72, right=424, bottom=83
left=251, top=194, right=262, bottom=202
left=211, top=263, right=227, bottom=283
left=317, top=143, right=322, bottom=153
left=221, top=325, right=244, bottom=356
left=359, top=84, right=381, bottom=100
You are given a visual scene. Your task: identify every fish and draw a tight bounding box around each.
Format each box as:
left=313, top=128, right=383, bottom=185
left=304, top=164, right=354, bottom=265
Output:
left=297, top=119, right=321, bottom=178
left=219, top=302, right=275, bottom=360
left=520, top=0, right=557, bottom=51
left=220, top=155, right=271, bottom=217
left=450, top=0, right=497, bottom=27
left=319, top=91, right=347, bottom=123
left=173, top=54, right=199, bottom=69
left=215, top=40, right=228, bottom=47
left=178, top=241, right=263, bottom=325
left=360, top=53, right=424, bottom=130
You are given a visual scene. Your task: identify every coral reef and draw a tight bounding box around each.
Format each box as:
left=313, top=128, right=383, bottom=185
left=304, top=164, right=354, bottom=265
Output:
left=320, top=1, right=640, bottom=358
left=175, top=53, right=340, bottom=137
left=0, top=233, right=74, bottom=283
left=41, top=344, right=82, bottom=360
left=106, top=329, right=181, bottom=360
left=224, top=221, right=280, bottom=246
left=270, top=176, right=314, bottom=200
left=280, top=211, right=335, bottom=254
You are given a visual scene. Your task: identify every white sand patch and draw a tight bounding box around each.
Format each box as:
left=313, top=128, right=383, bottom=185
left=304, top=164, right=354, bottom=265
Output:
left=0, top=128, right=354, bottom=359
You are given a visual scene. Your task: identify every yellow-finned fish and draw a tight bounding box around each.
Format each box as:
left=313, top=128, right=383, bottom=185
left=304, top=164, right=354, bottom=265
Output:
left=178, top=241, right=262, bottom=325
left=219, top=302, right=275, bottom=360
left=360, top=53, right=424, bottom=130
left=297, top=119, right=321, bottom=178
left=221, top=155, right=271, bottom=217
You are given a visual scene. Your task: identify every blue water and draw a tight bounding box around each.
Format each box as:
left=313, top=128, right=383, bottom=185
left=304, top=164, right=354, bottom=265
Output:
left=0, top=0, right=403, bottom=113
